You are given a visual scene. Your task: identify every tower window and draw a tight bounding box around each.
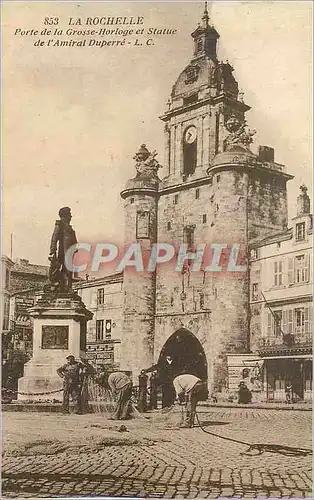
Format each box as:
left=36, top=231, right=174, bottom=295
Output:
left=183, top=133, right=197, bottom=176
left=216, top=174, right=221, bottom=183
left=174, top=194, right=179, bottom=204
left=202, top=214, right=207, bottom=224
left=195, top=188, right=200, bottom=199
left=183, top=226, right=195, bottom=250
left=130, top=198, right=134, bottom=204
left=197, top=39, right=203, bottom=53
left=200, top=292, right=205, bottom=309
left=167, top=222, right=171, bottom=231
left=296, top=222, right=305, bottom=241
left=136, top=211, right=150, bottom=238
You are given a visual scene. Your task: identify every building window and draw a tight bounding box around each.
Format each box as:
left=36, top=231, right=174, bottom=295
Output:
left=202, top=214, right=207, bottom=224
left=294, top=308, right=305, bottom=333
left=195, top=188, right=200, bottom=199
left=174, top=194, right=179, bottom=204
left=167, top=221, right=171, bottom=231
left=288, top=254, right=310, bottom=284
left=183, top=226, right=195, bottom=250
left=274, top=261, right=283, bottom=286
left=282, top=307, right=313, bottom=336
left=97, top=288, right=104, bottom=305
left=296, top=222, right=305, bottom=241
left=252, top=283, right=259, bottom=301
left=105, top=319, right=112, bottom=338
left=216, top=174, right=220, bottom=183
left=295, top=255, right=308, bottom=283
left=130, top=198, right=134, bottom=204
left=274, top=310, right=282, bottom=337
left=96, top=320, right=104, bottom=341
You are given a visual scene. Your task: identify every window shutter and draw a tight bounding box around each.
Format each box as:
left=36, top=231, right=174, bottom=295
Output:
left=282, top=310, right=287, bottom=335
left=304, top=307, right=309, bottom=334
left=279, top=260, right=283, bottom=285
left=304, top=254, right=310, bottom=282
left=267, top=312, right=272, bottom=336
left=274, top=261, right=277, bottom=286
left=288, top=257, right=294, bottom=285
left=288, top=309, right=293, bottom=334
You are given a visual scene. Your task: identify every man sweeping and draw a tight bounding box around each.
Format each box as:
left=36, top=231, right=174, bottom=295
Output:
left=173, top=373, right=205, bottom=428
left=107, top=371, right=133, bottom=420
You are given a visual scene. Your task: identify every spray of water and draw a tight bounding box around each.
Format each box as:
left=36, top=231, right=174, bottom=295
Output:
left=88, top=379, right=115, bottom=416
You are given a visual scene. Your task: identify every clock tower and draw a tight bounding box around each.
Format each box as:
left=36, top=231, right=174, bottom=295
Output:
left=121, top=4, right=293, bottom=391
left=160, top=1, right=250, bottom=184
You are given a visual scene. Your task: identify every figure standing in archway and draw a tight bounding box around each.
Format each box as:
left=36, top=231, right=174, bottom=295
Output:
left=143, top=355, right=177, bottom=408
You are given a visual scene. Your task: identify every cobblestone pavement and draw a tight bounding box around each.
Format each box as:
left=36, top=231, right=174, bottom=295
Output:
left=2, top=407, right=312, bottom=498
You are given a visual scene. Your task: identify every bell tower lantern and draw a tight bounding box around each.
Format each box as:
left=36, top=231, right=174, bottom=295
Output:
left=191, top=1, right=219, bottom=61
left=160, top=2, right=250, bottom=184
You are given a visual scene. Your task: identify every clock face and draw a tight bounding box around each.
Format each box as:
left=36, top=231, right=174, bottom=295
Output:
left=184, top=126, right=197, bottom=144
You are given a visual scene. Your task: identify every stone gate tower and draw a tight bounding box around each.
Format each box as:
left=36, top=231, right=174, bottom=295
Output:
left=121, top=5, right=293, bottom=389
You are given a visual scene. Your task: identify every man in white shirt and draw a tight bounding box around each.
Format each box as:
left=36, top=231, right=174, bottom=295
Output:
left=107, top=371, right=133, bottom=420
left=173, top=373, right=205, bottom=428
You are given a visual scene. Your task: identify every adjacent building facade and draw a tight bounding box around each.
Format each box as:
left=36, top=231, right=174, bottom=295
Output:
left=74, top=273, right=123, bottom=369
left=249, top=186, right=312, bottom=402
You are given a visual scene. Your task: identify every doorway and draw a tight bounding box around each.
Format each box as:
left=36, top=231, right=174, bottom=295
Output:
left=158, top=328, right=207, bottom=381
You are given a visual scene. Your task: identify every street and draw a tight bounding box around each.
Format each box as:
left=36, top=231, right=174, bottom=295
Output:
left=2, top=406, right=312, bottom=498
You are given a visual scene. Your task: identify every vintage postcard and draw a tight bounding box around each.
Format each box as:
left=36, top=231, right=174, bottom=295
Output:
left=1, top=1, right=312, bottom=498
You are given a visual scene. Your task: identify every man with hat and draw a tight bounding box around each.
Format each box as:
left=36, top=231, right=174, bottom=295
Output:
left=57, top=355, right=85, bottom=414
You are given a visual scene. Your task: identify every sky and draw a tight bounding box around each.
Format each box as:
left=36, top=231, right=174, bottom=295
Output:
left=2, top=1, right=312, bottom=267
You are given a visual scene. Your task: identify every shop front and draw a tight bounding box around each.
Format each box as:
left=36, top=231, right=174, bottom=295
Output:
left=259, top=346, right=312, bottom=402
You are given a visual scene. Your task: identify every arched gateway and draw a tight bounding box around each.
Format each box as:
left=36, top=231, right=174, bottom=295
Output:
left=158, top=329, right=207, bottom=381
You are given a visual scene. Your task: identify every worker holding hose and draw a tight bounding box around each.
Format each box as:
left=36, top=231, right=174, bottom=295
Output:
left=173, top=372, right=206, bottom=428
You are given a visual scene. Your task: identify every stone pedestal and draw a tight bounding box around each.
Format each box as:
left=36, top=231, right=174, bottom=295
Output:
left=18, top=291, right=93, bottom=402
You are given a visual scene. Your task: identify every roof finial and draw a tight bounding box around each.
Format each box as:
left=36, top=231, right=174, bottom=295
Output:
left=202, top=1, right=210, bottom=28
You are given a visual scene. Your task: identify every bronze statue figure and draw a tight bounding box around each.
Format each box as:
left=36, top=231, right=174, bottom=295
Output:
left=48, top=207, right=77, bottom=293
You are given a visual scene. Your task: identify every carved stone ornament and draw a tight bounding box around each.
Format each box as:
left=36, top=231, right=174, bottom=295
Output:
left=133, top=144, right=162, bottom=179
left=185, top=65, right=200, bottom=84
left=224, top=114, right=256, bottom=151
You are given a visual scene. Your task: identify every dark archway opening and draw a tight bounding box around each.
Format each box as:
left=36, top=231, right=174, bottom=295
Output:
left=158, top=328, right=207, bottom=381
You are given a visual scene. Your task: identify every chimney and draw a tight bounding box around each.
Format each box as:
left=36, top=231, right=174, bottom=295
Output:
left=258, top=146, right=274, bottom=163
left=297, top=185, right=311, bottom=215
